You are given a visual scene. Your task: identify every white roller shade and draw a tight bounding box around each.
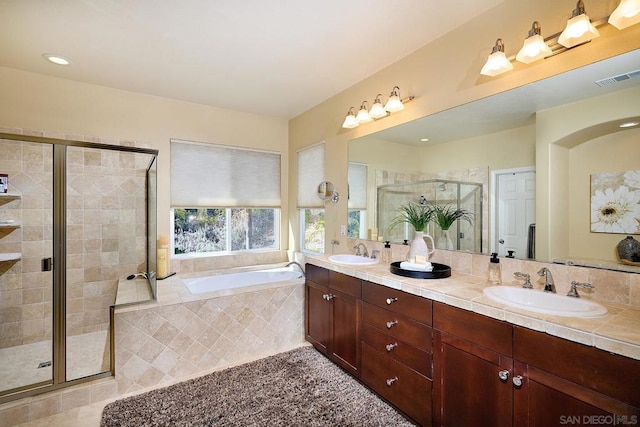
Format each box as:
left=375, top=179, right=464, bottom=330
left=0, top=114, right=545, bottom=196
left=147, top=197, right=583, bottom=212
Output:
left=170, top=140, right=281, bottom=207
left=348, top=162, right=367, bottom=209
left=297, top=142, right=325, bottom=208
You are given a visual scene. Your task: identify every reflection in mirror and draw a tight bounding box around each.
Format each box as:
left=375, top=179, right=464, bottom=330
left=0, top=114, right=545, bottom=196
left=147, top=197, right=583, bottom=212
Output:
left=348, top=49, right=640, bottom=273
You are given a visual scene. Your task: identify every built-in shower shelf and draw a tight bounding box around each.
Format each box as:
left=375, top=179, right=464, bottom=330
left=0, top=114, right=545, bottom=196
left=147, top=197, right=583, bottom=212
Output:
left=0, top=221, right=20, bottom=229
left=0, top=253, right=21, bottom=262
left=0, top=192, right=21, bottom=201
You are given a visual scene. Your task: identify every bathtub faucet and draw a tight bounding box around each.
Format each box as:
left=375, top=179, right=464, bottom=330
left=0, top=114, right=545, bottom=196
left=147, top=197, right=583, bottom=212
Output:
left=286, top=261, right=305, bottom=277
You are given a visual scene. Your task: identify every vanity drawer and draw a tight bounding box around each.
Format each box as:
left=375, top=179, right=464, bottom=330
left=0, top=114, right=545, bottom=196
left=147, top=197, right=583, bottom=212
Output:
left=305, top=264, right=329, bottom=286
left=362, top=323, right=432, bottom=378
left=433, top=302, right=512, bottom=356
left=362, top=281, right=431, bottom=325
left=362, top=342, right=432, bottom=426
left=362, top=302, right=432, bottom=351
left=329, top=270, right=361, bottom=298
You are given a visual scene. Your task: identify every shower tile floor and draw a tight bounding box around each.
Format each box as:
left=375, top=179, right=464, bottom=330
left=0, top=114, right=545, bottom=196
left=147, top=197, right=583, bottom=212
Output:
left=0, top=330, right=110, bottom=393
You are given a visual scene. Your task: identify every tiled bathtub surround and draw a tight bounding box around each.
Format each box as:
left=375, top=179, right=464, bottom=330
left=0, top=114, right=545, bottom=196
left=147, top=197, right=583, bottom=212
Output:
left=0, top=271, right=305, bottom=426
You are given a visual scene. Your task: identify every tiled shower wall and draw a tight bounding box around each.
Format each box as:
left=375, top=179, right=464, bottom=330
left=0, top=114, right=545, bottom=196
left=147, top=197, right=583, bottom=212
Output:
left=0, top=132, right=152, bottom=348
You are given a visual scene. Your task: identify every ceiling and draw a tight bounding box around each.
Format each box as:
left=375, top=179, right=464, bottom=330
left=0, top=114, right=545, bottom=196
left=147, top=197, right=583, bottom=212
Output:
left=0, top=0, right=503, bottom=119
left=365, top=48, right=640, bottom=146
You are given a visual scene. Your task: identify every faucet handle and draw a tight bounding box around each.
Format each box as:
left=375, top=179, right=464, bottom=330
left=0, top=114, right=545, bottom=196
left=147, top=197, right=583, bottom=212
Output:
left=353, top=244, right=361, bottom=256
left=514, top=272, right=532, bottom=289
left=371, top=250, right=380, bottom=259
left=567, top=281, right=593, bottom=298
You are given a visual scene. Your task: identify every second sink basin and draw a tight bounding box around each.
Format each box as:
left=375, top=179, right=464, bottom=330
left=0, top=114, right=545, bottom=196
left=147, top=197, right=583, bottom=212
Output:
left=328, top=254, right=379, bottom=266
left=483, top=286, right=607, bottom=318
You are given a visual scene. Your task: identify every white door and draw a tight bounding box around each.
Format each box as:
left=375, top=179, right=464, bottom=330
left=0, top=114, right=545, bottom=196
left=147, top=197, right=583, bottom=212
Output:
left=496, top=170, right=536, bottom=258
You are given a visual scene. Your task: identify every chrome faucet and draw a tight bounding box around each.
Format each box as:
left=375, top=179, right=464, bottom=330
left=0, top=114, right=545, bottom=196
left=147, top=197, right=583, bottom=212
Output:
left=285, top=261, right=305, bottom=277
left=537, top=267, right=556, bottom=293
left=353, top=243, right=369, bottom=257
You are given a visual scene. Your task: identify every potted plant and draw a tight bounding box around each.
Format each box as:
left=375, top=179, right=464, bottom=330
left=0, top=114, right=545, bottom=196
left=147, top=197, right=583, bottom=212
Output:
left=431, top=204, right=473, bottom=250
left=388, top=203, right=436, bottom=260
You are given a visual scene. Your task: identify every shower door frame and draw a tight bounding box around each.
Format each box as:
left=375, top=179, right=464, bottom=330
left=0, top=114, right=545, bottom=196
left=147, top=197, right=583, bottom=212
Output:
left=0, top=132, right=158, bottom=403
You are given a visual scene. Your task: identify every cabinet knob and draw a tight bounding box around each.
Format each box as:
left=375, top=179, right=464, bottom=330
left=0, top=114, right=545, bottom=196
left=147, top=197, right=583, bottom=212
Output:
left=498, top=370, right=510, bottom=381
left=385, top=342, right=398, bottom=352
left=386, top=376, right=398, bottom=387
left=512, top=375, right=523, bottom=387
left=386, top=320, right=398, bottom=329
left=323, top=293, right=335, bottom=301
left=386, top=297, right=398, bottom=305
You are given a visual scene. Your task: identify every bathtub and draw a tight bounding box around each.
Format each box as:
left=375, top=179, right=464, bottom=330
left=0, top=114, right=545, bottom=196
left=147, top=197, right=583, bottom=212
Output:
left=183, top=266, right=304, bottom=294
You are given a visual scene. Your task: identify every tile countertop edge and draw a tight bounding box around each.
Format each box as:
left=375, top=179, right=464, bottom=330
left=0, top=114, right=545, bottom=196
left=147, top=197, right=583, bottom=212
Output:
left=305, top=255, right=640, bottom=361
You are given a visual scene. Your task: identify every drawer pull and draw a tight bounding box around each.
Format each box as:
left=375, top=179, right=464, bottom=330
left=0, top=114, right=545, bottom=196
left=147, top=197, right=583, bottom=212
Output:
left=386, top=320, right=398, bottom=329
left=323, top=293, right=335, bottom=301
left=498, top=370, right=509, bottom=381
left=385, top=342, right=398, bottom=352
left=512, top=375, right=523, bottom=387
left=386, top=376, right=398, bottom=387
left=386, top=297, right=398, bottom=305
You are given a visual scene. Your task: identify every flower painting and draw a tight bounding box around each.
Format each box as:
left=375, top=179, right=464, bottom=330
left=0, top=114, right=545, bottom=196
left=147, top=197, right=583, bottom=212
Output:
left=591, top=170, right=640, bottom=234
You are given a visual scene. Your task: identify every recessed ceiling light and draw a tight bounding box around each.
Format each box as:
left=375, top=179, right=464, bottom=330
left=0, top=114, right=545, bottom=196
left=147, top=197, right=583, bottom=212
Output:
left=619, top=121, right=639, bottom=128
left=42, top=53, right=71, bottom=66
left=420, top=138, right=430, bottom=142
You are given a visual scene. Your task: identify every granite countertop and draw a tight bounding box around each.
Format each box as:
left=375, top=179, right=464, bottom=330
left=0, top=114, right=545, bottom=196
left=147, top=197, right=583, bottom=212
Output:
left=306, top=254, right=640, bottom=361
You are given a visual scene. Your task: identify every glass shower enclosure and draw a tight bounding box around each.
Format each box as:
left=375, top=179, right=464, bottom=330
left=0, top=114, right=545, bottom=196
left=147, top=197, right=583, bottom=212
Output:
left=0, top=133, right=157, bottom=402
left=377, top=179, right=483, bottom=252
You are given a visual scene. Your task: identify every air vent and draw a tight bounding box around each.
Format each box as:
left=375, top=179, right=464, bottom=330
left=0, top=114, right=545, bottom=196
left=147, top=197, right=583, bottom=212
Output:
left=595, top=69, right=640, bottom=87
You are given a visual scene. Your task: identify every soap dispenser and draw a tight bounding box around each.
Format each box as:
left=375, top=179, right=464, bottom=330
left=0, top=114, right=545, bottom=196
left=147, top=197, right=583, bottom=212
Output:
left=488, top=252, right=502, bottom=285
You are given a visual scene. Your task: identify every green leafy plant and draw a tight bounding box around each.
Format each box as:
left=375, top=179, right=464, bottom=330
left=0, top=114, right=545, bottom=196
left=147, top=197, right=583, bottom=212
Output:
left=431, top=204, right=473, bottom=231
left=388, top=202, right=434, bottom=232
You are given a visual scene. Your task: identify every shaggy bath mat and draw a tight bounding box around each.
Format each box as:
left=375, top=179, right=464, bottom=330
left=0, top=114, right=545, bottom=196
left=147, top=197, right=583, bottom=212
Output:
left=101, top=346, right=415, bottom=426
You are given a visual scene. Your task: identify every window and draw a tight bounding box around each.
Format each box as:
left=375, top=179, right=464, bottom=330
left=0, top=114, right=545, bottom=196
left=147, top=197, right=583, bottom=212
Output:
left=173, top=208, right=278, bottom=254
left=348, top=162, right=368, bottom=239
left=297, top=143, right=325, bottom=253
left=170, top=140, right=281, bottom=255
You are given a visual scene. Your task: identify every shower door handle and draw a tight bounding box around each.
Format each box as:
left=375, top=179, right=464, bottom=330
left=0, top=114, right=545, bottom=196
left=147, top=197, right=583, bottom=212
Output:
left=42, top=257, right=52, bottom=271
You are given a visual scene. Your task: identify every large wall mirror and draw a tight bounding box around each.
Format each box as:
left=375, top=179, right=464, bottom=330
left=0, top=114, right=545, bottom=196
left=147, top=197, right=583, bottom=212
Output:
left=348, top=48, right=640, bottom=273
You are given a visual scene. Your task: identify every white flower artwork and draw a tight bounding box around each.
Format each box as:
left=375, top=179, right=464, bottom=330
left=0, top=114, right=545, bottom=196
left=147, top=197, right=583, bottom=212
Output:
left=591, top=170, right=640, bottom=234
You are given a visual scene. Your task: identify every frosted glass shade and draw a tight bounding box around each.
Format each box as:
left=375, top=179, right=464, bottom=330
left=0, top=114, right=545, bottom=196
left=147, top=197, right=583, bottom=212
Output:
left=558, top=14, right=600, bottom=48
left=369, top=101, right=387, bottom=119
left=356, top=107, right=373, bottom=123
left=609, top=0, right=640, bottom=29
left=480, top=51, right=513, bottom=76
left=384, top=95, right=404, bottom=113
left=516, top=34, right=552, bottom=64
left=342, top=112, right=359, bottom=129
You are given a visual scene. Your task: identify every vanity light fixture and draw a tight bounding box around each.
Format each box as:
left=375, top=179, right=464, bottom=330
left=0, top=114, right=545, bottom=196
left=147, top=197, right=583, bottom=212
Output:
left=369, top=94, right=388, bottom=119
left=480, top=39, right=513, bottom=77
left=609, top=0, right=640, bottom=29
left=342, top=107, right=359, bottom=129
left=558, top=0, right=600, bottom=48
left=42, top=53, right=72, bottom=66
left=356, top=101, right=373, bottom=123
left=384, top=86, right=405, bottom=113
left=516, top=21, right=553, bottom=64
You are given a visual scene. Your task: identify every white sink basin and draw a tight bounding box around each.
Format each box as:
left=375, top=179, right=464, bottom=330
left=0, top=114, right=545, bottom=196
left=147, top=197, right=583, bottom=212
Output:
left=328, top=254, right=379, bottom=266
left=483, top=286, right=607, bottom=318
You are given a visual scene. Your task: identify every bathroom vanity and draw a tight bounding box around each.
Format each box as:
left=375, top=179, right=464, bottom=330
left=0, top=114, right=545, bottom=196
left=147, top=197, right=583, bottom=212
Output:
left=305, top=257, right=640, bottom=426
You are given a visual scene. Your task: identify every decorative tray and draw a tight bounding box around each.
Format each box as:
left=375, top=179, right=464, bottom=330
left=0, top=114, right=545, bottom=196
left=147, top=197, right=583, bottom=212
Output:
left=390, top=261, right=451, bottom=279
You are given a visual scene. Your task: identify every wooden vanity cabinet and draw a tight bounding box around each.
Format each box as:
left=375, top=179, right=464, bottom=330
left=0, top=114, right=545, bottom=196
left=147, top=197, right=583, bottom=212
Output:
left=513, top=326, right=640, bottom=426
left=433, top=302, right=514, bottom=427
left=361, top=281, right=433, bottom=426
left=305, top=264, right=361, bottom=377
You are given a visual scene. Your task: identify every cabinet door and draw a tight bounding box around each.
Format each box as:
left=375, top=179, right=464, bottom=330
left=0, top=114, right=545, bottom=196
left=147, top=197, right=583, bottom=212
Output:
left=433, top=330, right=513, bottom=427
left=331, top=290, right=360, bottom=376
left=306, top=281, right=330, bottom=354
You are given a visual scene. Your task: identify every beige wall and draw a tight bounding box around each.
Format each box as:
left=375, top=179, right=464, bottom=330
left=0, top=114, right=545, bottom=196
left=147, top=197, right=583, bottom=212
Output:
left=289, top=0, right=640, bottom=253
left=0, top=67, right=289, bottom=252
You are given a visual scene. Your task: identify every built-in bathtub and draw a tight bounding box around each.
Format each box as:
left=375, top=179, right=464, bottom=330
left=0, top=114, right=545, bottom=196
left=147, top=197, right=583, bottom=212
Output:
left=183, top=266, right=303, bottom=294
